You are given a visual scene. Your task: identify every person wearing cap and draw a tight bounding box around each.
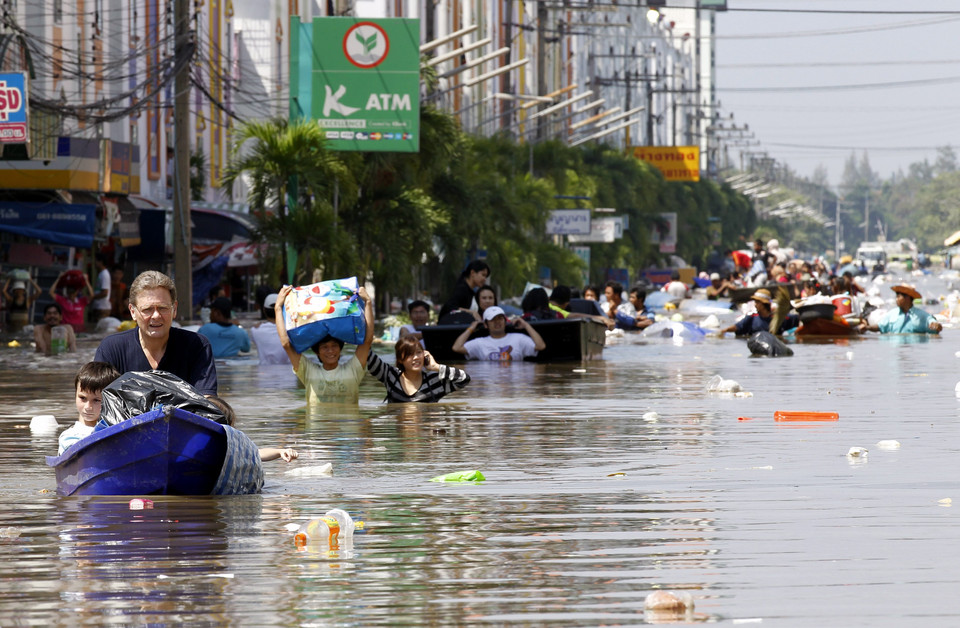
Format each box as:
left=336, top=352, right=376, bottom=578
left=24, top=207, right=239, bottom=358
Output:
left=720, top=288, right=799, bottom=336
left=249, top=293, right=288, bottom=365
left=3, top=275, right=40, bottom=333
left=836, top=255, right=860, bottom=277
left=274, top=283, right=375, bottom=405
left=452, top=305, right=546, bottom=361
left=198, top=297, right=251, bottom=358
left=96, top=270, right=217, bottom=395
left=705, top=272, right=732, bottom=300
left=858, top=285, right=942, bottom=334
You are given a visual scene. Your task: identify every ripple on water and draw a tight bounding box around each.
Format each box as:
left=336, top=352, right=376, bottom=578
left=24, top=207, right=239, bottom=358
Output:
left=2, top=284, right=960, bottom=624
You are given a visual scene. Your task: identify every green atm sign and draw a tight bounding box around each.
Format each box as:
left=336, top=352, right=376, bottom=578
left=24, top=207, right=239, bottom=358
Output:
left=291, top=17, right=420, bottom=153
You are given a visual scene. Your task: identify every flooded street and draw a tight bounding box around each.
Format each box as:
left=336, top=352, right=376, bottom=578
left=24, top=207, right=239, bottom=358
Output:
left=2, top=277, right=960, bottom=625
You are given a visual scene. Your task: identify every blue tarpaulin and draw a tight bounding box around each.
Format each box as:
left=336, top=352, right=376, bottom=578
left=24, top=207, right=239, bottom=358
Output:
left=0, top=202, right=97, bottom=247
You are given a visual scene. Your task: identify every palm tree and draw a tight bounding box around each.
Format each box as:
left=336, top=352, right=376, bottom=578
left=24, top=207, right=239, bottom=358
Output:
left=221, top=117, right=355, bottom=283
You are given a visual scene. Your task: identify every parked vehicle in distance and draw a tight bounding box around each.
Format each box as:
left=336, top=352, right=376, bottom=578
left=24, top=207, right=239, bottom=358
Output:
left=855, top=243, right=886, bottom=273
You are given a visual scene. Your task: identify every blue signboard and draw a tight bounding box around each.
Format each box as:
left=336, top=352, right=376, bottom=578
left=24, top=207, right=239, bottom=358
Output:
left=0, top=72, right=27, bottom=143
left=0, top=202, right=97, bottom=247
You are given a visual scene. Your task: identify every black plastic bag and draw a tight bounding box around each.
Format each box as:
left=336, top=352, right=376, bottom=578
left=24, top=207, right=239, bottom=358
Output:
left=747, top=331, right=793, bottom=357
left=100, top=370, right=227, bottom=426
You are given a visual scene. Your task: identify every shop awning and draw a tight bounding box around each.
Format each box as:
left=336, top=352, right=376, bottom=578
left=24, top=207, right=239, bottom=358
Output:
left=0, top=201, right=96, bottom=247
left=944, top=230, right=960, bottom=247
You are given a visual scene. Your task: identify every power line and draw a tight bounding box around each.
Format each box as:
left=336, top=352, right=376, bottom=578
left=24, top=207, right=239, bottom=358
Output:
left=720, top=59, right=960, bottom=69
left=724, top=7, right=960, bottom=15
left=711, top=15, right=960, bottom=39
left=765, top=142, right=952, bottom=152
left=719, top=74, right=960, bottom=93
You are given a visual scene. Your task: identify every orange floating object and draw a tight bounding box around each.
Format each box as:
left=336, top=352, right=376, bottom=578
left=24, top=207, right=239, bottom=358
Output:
left=774, top=411, right=839, bottom=422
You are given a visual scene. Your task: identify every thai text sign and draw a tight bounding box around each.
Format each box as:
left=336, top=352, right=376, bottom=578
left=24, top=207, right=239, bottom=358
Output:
left=0, top=72, right=27, bottom=143
left=632, top=145, right=700, bottom=182
left=568, top=217, right=623, bottom=243
left=0, top=202, right=96, bottom=247
left=293, top=18, right=420, bottom=153
left=546, top=209, right=591, bottom=235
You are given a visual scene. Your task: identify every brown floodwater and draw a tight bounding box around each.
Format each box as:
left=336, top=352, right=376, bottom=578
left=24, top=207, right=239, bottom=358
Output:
left=1, top=273, right=959, bottom=626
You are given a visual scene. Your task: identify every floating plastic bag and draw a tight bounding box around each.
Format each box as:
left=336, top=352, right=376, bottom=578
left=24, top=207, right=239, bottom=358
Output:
left=281, top=277, right=366, bottom=354
left=99, top=370, right=227, bottom=426
left=641, top=320, right=707, bottom=343
left=706, top=374, right=742, bottom=393
left=430, top=469, right=485, bottom=483
left=747, top=331, right=793, bottom=357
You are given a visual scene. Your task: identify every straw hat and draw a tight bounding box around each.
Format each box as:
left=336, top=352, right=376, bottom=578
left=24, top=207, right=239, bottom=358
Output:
left=890, top=284, right=921, bottom=301
left=750, top=288, right=772, bottom=304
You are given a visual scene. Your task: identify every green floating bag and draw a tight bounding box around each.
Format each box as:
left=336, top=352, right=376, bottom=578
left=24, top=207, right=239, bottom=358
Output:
left=430, top=470, right=485, bottom=483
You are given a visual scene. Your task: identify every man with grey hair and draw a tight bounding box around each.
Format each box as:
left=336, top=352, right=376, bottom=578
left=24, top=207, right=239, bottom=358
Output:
left=94, top=270, right=218, bottom=395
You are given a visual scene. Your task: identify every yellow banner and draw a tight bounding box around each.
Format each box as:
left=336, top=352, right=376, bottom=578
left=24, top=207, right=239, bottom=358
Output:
left=632, top=145, right=700, bottom=182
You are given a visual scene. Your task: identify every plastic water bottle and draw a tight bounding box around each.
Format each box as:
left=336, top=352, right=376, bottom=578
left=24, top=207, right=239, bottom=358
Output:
left=200, top=307, right=211, bottom=324
left=294, top=515, right=339, bottom=548
left=293, top=508, right=356, bottom=549
left=51, top=326, right=67, bottom=355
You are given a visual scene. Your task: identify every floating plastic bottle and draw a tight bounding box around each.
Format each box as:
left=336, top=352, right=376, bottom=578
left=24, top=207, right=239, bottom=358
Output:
left=50, top=326, right=67, bottom=355
left=293, top=508, right=357, bottom=550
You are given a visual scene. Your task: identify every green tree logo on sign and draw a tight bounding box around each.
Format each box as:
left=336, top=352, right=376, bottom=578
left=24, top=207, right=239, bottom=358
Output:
left=343, top=22, right=390, bottom=68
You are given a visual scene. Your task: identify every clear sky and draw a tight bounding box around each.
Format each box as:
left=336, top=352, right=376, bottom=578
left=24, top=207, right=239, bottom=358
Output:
left=714, top=0, right=960, bottom=188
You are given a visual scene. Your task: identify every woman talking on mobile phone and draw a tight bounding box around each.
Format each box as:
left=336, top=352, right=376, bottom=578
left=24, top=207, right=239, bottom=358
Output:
left=366, top=336, right=471, bottom=403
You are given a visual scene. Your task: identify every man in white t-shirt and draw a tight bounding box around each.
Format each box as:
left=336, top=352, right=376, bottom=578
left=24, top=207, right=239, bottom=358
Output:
left=452, top=306, right=546, bottom=361
left=91, top=256, right=112, bottom=320
left=249, top=293, right=288, bottom=365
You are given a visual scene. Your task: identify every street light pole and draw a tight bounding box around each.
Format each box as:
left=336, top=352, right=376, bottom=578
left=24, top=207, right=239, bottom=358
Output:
left=695, top=0, right=702, bottom=173
left=173, top=0, right=193, bottom=318
left=536, top=1, right=548, bottom=140
left=864, top=191, right=870, bottom=243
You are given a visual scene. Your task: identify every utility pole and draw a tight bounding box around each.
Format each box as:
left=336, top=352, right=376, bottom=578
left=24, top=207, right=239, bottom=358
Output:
left=173, top=0, right=193, bottom=319
left=536, top=1, right=548, bottom=140
left=694, top=0, right=702, bottom=173
left=864, top=190, right=870, bottom=243
left=835, top=198, right=843, bottom=260
left=624, top=69, right=632, bottom=150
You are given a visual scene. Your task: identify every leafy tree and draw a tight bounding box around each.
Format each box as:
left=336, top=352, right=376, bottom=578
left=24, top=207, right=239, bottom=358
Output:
left=190, top=150, right=207, bottom=201
left=221, top=118, right=355, bottom=284
left=934, top=146, right=958, bottom=176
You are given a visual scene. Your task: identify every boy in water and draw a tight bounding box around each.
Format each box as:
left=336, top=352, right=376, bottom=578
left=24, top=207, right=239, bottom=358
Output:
left=58, top=362, right=121, bottom=455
